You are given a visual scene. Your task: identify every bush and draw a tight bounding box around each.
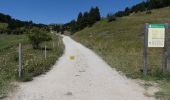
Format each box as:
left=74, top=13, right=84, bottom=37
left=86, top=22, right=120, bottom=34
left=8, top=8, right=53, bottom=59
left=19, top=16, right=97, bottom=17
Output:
left=28, top=27, right=52, bottom=49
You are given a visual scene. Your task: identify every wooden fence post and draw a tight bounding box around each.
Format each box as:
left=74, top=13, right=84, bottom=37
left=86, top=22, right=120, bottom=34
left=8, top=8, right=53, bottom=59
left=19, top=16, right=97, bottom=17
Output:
left=18, top=43, right=22, bottom=78
left=144, top=23, right=149, bottom=75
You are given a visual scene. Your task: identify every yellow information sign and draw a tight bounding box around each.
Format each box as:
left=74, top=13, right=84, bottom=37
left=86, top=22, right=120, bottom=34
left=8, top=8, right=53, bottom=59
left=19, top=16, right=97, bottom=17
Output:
left=148, top=24, right=165, bottom=47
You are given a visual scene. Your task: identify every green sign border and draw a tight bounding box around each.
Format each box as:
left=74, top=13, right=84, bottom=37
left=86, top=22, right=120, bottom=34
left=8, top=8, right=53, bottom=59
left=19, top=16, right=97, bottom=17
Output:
left=149, top=24, right=165, bottom=28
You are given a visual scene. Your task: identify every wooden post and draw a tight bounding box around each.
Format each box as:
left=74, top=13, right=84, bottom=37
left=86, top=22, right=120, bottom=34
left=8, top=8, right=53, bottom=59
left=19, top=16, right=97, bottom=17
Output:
left=144, top=23, right=149, bottom=75
left=162, top=24, right=168, bottom=73
left=18, top=43, right=22, bottom=78
left=45, top=45, right=47, bottom=59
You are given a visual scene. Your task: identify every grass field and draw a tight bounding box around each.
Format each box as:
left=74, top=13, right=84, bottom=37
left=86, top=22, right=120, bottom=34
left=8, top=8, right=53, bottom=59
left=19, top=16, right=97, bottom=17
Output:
left=73, top=7, right=170, bottom=100
left=0, top=34, right=27, bottom=50
left=0, top=23, right=8, bottom=30
left=0, top=33, right=64, bottom=98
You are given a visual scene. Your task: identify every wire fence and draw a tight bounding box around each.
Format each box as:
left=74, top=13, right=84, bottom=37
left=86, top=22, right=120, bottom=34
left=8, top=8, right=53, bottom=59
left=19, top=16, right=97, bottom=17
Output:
left=0, top=35, right=63, bottom=80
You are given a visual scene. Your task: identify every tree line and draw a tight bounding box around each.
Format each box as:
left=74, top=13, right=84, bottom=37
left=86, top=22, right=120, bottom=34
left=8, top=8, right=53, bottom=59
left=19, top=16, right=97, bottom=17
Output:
left=64, top=7, right=101, bottom=34
left=64, top=0, right=170, bottom=34
left=107, top=0, right=170, bottom=20
left=0, top=12, right=48, bottom=35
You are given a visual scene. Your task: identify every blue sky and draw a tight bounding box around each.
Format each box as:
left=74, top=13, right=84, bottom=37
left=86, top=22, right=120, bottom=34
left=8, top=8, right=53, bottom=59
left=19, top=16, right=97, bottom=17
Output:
left=0, top=0, right=145, bottom=24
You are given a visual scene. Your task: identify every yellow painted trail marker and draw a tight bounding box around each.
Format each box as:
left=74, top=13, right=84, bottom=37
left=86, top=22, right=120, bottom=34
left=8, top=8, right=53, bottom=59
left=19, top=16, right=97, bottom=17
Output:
left=69, top=56, right=75, bottom=60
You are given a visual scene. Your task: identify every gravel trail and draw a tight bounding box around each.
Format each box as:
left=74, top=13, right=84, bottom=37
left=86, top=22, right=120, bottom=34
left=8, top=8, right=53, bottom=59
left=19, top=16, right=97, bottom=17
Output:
left=6, top=36, right=155, bottom=100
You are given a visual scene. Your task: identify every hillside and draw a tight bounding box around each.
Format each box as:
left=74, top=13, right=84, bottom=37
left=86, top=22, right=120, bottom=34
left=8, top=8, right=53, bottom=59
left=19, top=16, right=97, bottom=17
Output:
left=73, top=7, right=170, bottom=99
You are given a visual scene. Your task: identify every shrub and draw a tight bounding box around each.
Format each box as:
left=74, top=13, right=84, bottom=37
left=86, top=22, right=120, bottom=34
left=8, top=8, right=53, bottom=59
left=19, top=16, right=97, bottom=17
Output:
left=28, top=27, right=52, bottom=49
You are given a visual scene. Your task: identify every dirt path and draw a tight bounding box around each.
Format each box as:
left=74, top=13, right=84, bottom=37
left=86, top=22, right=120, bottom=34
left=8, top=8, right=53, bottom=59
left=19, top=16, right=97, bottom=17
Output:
left=6, top=36, right=155, bottom=100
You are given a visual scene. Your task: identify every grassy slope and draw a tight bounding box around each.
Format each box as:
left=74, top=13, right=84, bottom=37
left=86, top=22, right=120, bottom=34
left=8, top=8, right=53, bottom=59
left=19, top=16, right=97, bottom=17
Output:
left=0, top=34, right=64, bottom=98
left=73, top=7, right=170, bottom=100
